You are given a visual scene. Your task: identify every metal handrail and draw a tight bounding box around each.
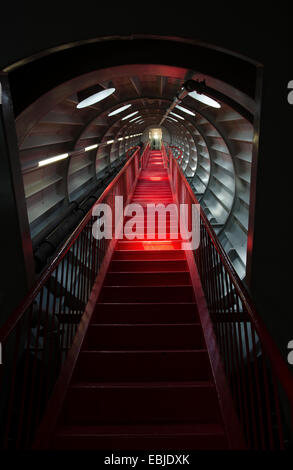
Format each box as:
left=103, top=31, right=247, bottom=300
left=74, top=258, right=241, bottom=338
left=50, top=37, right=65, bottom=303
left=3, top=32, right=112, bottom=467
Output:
left=125, top=145, right=140, bottom=159
left=0, top=148, right=141, bottom=344
left=167, top=144, right=183, bottom=162
left=1, top=142, right=292, bottom=450
left=0, top=147, right=142, bottom=449
left=163, top=148, right=293, bottom=449
left=171, top=146, right=293, bottom=400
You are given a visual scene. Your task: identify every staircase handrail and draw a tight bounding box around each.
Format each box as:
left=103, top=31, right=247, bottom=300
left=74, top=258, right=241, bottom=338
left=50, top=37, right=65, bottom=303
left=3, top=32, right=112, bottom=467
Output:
left=0, top=147, right=141, bottom=345
left=165, top=144, right=293, bottom=410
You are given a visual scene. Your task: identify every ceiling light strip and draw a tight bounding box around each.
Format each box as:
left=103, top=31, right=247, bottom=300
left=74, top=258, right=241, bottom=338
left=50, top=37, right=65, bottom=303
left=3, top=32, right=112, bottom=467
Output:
left=108, top=104, right=132, bottom=116
left=175, top=104, right=196, bottom=116
left=77, top=88, right=116, bottom=109
left=170, top=111, right=184, bottom=120
left=188, top=90, right=221, bottom=108
left=37, top=133, right=143, bottom=167
left=121, top=111, right=139, bottom=120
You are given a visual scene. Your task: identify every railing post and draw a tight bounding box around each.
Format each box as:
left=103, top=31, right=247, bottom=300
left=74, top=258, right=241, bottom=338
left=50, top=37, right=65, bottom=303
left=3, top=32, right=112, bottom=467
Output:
left=0, top=145, right=142, bottom=449
left=165, top=143, right=293, bottom=449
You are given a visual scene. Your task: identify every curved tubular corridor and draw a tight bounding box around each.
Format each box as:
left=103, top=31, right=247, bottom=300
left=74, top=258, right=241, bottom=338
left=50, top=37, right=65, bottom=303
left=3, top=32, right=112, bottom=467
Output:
left=1, top=146, right=292, bottom=451
left=15, top=56, right=255, bottom=280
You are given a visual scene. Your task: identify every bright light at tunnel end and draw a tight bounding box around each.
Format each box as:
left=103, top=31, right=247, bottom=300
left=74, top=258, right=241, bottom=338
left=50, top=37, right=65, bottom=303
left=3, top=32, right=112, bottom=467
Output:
left=76, top=88, right=116, bottom=108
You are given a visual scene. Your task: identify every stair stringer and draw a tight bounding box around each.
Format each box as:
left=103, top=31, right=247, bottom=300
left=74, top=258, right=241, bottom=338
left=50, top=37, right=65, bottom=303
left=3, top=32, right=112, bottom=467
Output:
left=184, top=248, right=246, bottom=450
left=32, top=167, right=142, bottom=449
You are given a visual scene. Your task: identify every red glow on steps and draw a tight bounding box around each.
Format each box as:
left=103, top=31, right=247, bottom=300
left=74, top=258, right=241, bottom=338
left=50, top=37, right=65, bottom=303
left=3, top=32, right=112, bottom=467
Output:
left=50, top=150, right=231, bottom=450
left=147, top=176, right=166, bottom=181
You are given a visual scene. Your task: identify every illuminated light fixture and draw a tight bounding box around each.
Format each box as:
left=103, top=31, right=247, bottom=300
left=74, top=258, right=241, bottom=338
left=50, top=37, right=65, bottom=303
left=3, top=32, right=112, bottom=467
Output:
left=77, top=88, right=115, bottom=108
left=85, top=144, right=98, bottom=151
left=170, top=111, right=184, bottom=120
left=121, top=111, right=139, bottom=120
left=175, top=104, right=196, bottom=116
left=108, top=104, right=131, bottom=116
left=129, top=116, right=141, bottom=122
left=118, top=137, right=123, bottom=141
left=38, top=153, right=69, bottom=167
left=167, top=116, right=178, bottom=122
left=188, top=90, right=221, bottom=108
left=107, top=140, right=114, bottom=144
left=125, top=136, right=129, bottom=139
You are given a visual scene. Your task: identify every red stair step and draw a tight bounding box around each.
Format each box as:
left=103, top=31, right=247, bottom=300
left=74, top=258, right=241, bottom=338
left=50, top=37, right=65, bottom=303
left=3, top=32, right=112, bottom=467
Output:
left=52, top=423, right=228, bottom=450
left=109, top=259, right=188, bottom=272
left=63, top=381, right=222, bottom=425
left=116, top=240, right=183, bottom=250
left=121, top=235, right=184, bottom=242
left=98, top=285, right=195, bottom=303
left=112, top=249, right=186, bottom=260
left=92, top=302, right=198, bottom=323
left=73, top=350, right=212, bottom=382
left=45, top=150, right=231, bottom=451
left=104, top=271, right=191, bottom=286
left=83, top=323, right=204, bottom=350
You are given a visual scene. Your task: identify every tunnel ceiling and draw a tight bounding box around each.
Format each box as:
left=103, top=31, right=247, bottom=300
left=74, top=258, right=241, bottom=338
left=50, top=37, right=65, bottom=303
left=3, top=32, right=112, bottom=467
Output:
left=15, top=61, right=256, bottom=281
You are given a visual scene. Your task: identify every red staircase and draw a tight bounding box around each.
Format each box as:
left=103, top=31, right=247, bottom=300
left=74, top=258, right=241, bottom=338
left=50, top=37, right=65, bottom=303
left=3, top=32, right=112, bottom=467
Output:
left=48, top=150, right=234, bottom=449
left=2, top=145, right=292, bottom=450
